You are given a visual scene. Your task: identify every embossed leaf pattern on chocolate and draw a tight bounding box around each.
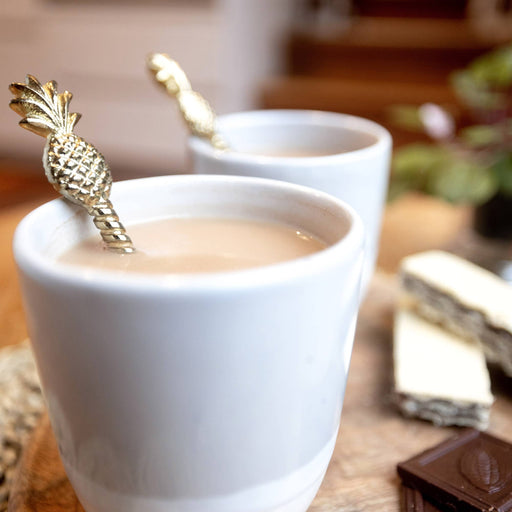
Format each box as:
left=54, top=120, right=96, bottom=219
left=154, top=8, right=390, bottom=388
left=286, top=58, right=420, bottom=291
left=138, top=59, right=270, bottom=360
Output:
left=460, top=445, right=510, bottom=494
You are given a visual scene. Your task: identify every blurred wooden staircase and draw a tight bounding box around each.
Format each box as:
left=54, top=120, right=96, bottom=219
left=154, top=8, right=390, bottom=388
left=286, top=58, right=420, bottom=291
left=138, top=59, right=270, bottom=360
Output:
left=261, top=2, right=511, bottom=147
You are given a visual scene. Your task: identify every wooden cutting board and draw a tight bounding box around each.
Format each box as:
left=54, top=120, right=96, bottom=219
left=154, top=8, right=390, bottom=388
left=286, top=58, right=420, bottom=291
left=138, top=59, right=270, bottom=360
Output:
left=8, top=274, right=512, bottom=512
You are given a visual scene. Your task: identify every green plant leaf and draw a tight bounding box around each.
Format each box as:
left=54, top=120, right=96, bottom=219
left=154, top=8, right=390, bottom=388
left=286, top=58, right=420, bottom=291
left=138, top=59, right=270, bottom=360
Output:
left=469, top=44, right=512, bottom=88
left=459, top=124, right=503, bottom=148
left=451, top=70, right=504, bottom=110
left=393, top=144, right=449, bottom=178
left=451, top=45, right=512, bottom=110
left=491, top=152, right=512, bottom=196
left=387, top=105, right=424, bottom=132
left=426, top=160, right=497, bottom=204
left=388, top=144, right=452, bottom=201
left=387, top=178, right=413, bottom=202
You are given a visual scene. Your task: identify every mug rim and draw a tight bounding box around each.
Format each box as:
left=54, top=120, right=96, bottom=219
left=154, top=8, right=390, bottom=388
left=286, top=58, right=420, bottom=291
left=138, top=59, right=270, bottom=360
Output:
left=188, top=109, right=392, bottom=167
left=13, top=174, right=364, bottom=294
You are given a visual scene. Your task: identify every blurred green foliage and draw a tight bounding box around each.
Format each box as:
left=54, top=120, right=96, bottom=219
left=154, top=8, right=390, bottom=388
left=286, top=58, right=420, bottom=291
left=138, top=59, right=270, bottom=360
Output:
left=390, top=44, right=512, bottom=205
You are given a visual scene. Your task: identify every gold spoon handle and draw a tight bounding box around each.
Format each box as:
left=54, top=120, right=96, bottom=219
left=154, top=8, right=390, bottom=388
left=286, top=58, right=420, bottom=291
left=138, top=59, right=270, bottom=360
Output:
left=147, top=53, right=229, bottom=150
left=90, top=199, right=135, bottom=253
left=9, top=75, right=136, bottom=254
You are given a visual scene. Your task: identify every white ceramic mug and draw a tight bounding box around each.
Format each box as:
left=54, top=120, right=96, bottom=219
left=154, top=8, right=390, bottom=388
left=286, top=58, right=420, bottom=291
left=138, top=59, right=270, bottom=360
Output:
left=189, top=110, right=392, bottom=293
left=14, top=175, right=364, bottom=512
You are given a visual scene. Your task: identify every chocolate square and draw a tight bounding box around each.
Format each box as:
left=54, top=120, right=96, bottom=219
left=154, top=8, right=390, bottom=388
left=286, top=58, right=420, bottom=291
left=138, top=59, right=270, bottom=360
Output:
left=397, top=429, right=512, bottom=512
left=401, top=485, right=442, bottom=512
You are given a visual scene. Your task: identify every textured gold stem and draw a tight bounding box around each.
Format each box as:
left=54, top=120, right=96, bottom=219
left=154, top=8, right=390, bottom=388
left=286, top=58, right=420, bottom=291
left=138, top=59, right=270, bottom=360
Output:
left=147, top=53, right=229, bottom=150
left=89, top=199, right=135, bottom=253
left=210, top=132, right=229, bottom=151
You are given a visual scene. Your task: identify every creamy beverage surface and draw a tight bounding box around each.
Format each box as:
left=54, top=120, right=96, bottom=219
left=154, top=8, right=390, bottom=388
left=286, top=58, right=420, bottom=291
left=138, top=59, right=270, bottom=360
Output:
left=58, top=217, right=327, bottom=274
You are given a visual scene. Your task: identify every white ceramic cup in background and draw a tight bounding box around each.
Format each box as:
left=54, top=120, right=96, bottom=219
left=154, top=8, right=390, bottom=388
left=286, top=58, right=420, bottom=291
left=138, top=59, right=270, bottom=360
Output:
left=14, top=175, right=364, bottom=512
left=189, top=110, right=392, bottom=293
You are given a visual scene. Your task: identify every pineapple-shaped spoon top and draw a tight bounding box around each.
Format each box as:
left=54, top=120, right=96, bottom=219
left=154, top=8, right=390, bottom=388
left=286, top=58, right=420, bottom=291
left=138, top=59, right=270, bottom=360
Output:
left=9, top=75, right=135, bottom=254
left=147, top=53, right=229, bottom=151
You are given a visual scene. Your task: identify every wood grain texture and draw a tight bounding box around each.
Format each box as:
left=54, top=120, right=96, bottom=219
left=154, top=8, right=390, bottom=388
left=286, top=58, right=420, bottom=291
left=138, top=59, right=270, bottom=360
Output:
left=8, top=274, right=512, bottom=512
left=0, top=201, right=55, bottom=350
left=7, top=415, right=84, bottom=512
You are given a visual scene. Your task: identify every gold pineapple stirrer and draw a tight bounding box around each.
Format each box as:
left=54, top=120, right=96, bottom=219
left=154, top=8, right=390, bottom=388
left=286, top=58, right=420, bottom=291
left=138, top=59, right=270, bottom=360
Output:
left=146, top=53, right=229, bottom=151
left=9, top=75, right=135, bottom=254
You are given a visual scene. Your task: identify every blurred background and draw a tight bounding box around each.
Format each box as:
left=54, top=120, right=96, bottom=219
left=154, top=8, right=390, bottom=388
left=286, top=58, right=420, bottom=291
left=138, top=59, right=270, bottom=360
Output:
left=2, top=0, right=512, bottom=255
left=2, top=0, right=512, bottom=178
left=1, top=0, right=512, bottom=342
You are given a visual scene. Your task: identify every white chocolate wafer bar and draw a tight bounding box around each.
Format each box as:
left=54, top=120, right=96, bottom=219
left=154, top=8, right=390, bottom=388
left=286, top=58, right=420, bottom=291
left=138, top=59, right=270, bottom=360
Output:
left=393, top=308, right=493, bottom=429
left=400, top=250, right=512, bottom=376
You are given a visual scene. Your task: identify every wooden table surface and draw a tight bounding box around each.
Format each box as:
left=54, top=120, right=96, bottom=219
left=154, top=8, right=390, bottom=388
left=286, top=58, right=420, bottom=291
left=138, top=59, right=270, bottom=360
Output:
left=0, top=200, right=51, bottom=349
left=5, top=190, right=511, bottom=512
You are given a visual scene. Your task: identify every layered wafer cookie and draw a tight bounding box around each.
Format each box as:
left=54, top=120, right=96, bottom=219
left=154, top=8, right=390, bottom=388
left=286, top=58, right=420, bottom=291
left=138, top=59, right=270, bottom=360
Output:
left=393, top=309, right=493, bottom=429
left=400, top=250, right=512, bottom=375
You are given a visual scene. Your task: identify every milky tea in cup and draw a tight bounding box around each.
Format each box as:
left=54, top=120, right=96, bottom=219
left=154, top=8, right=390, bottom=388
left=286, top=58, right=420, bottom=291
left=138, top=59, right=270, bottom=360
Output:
left=58, top=217, right=326, bottom=274
left=189, top=109, right=392, bottom=294
left=14, top=175, right=364, bottom=512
